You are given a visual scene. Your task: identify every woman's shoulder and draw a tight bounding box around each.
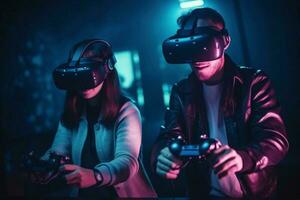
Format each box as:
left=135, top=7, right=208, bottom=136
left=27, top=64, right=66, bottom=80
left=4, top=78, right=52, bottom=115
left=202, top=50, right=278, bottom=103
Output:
left=117, top=96, right=141, bottom=121
left=119, top=96, right=140, bottom=113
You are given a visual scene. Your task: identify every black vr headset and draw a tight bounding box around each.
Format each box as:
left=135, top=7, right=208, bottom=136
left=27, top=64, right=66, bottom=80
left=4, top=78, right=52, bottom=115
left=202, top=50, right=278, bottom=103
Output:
left=162, top=15, right=229, bottom=64
left=53, top=39, right=116, bottom=91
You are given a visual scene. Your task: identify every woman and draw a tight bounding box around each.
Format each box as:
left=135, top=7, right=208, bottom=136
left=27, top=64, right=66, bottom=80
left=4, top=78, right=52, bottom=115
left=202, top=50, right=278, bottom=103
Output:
left=41, top=39, right=157, bottom=198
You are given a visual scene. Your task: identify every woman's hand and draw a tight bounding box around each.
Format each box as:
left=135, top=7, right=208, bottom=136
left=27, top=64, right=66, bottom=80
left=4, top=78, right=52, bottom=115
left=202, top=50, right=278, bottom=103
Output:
left=59, top=164, right=97, bottom=188
left=156, top=147, right=183, bottom=179
left=209, top=145, right=243, bottom=179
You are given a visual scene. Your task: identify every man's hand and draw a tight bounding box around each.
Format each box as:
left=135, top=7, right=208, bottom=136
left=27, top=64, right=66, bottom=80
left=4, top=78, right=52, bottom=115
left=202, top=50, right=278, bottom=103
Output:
left=209, top=145, right=243, bottom=178
left=156, top=147, right=183, bottom=179
left=29, top=171, right=53, bottom=184
left=59, top=164, right=97, bottom=188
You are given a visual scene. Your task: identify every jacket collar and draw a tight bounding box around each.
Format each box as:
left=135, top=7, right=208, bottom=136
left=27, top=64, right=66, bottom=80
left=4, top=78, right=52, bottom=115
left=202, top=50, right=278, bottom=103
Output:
left=224, top=54, right=244, bottom=85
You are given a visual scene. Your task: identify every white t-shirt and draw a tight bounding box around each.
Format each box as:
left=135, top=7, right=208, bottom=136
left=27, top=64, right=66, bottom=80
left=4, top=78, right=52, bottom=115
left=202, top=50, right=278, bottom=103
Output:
left=202, top=82, right=243, bottom=198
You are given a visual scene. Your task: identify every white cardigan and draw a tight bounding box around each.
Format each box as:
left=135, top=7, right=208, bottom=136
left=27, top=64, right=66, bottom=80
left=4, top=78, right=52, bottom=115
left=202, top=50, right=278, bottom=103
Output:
left=45, top=101, right=157, bottom=198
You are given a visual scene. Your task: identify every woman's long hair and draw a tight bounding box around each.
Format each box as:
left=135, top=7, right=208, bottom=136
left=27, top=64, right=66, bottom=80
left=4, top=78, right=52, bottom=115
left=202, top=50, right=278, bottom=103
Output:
left=61, top=69, right=122, bottom=129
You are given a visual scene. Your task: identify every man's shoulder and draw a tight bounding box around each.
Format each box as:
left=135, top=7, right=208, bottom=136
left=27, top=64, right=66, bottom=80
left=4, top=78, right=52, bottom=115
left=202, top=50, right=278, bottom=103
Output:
left=237, top=65, right=262, bottom=75
left=235, top=65, right=269, bottom=83
left=173, top=75, right=194, bottom=94
left=176, top=77, right=190, bottom=87
left=225, top=55, right=265, bottom=79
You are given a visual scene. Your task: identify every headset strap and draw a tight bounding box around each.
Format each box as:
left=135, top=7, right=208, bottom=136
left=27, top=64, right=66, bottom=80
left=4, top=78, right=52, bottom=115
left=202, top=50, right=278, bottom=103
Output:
left=70, top=39, right=113, bottom=65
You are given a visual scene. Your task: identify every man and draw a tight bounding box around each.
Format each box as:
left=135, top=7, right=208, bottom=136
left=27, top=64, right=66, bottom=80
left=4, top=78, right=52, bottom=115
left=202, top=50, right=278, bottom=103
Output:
left=151, top=8, right=288, bottom=199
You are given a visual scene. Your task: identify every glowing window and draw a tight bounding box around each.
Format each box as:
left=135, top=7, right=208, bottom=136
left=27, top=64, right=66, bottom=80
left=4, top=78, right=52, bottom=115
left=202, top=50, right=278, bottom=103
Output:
left=179, top=0, right=204, bottom=9
left=162, top=83, right=172, bottom=107
left=114, top=51, right=135, bottom=89
left=114, top=50, right=145, bottom=107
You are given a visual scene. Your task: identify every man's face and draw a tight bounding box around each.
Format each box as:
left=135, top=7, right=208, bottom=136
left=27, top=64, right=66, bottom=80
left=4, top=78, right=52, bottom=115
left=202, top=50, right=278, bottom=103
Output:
left=191, top=19, right=227, bottom=82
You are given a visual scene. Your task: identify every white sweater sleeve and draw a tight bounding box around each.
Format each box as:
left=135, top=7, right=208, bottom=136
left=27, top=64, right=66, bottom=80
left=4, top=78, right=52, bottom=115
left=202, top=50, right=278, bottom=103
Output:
left=94, top=102, right=141, bottom=186
left=41, top=121, right=72, bottom=160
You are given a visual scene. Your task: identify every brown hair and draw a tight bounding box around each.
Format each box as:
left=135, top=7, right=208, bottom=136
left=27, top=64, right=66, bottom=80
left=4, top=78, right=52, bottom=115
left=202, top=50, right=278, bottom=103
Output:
left=177, top=8, right=226, bottom=29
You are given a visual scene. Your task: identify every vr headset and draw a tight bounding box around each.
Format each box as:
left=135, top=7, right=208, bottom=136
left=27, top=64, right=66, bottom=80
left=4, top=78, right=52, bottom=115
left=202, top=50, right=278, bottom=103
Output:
left=53, top=39, right=116, bottom=91
left=162, top=18, right=229, bottom=64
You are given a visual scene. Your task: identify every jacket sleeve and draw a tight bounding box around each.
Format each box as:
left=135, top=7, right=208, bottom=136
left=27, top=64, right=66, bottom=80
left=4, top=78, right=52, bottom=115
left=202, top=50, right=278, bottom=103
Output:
left=41, top=121, right=72, bottom=160
left=150, top=85, right=186, bottom=171
left=237, top=71, right=289, bottom=173
left=94, top=102, right=141, bottom=186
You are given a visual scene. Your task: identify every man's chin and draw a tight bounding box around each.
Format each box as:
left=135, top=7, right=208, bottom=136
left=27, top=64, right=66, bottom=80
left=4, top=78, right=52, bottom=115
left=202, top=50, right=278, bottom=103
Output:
left=194, top=71, right=211, bottom=82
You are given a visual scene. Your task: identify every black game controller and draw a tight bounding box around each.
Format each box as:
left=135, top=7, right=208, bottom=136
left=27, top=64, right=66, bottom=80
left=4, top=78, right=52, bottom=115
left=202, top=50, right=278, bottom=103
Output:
left=22, top=151, right=71, bottom=185
left=168, top=136, right=221, bottom=159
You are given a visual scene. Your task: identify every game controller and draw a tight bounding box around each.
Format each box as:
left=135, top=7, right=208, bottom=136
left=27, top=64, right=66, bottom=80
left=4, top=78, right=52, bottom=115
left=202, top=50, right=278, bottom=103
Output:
left=22, top=151, right=71, bottom=184
left=168, top=136, right=221, bottom=159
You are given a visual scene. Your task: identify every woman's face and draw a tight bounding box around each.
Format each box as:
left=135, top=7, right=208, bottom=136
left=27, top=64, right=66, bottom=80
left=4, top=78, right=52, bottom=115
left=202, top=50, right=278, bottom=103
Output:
left=80, top=82, right=104, bottom=99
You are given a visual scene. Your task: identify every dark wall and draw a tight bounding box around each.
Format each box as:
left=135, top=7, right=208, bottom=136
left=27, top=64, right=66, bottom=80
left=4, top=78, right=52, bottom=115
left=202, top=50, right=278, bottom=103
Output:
left=238, top=1, right=300, bottom=197
left=1, top=0, right=299, bottom=198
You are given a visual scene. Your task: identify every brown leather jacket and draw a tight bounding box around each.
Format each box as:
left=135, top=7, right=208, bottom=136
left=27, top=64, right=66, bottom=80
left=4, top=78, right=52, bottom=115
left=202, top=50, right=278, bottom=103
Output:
left=151, top=55, right=289, bottom=199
